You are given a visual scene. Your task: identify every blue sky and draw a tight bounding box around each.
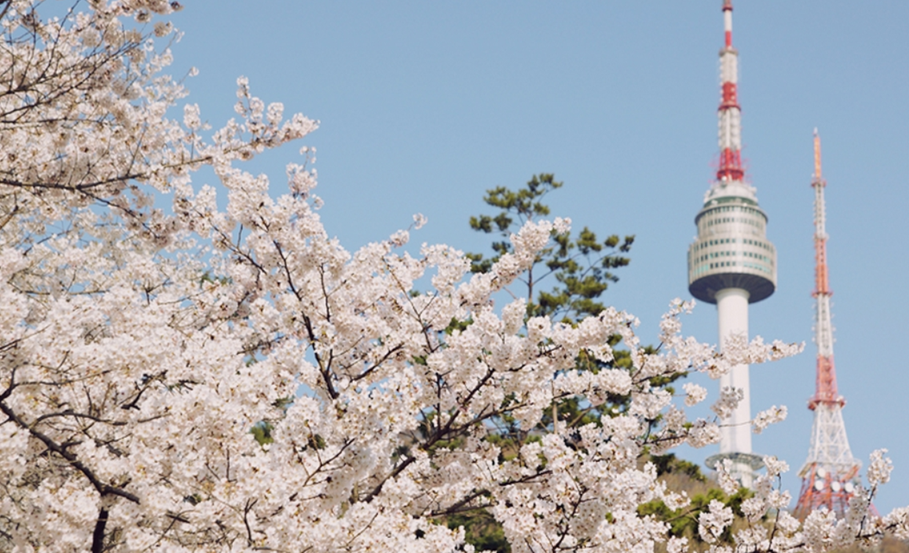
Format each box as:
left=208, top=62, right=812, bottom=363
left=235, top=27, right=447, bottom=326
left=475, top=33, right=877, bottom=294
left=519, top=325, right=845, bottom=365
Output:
left=167, top=2, right=909, bottom=513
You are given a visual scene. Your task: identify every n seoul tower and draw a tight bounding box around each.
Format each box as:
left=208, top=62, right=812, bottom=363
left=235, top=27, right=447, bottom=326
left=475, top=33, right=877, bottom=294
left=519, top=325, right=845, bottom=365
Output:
left=793, top=131, right=860, bottom=519
left=689, top=0, right=777, bottom=486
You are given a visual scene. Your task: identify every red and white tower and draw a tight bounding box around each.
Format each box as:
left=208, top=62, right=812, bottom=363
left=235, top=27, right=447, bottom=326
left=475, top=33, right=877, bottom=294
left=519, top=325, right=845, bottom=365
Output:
left=793, top=130, right=860, bottom=519
left=690, top=1, right=777, bottom=487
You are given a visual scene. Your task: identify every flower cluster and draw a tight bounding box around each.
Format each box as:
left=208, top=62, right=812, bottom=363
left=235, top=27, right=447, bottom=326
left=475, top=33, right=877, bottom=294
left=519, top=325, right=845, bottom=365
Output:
left=752, top=405, right=788, bottom=434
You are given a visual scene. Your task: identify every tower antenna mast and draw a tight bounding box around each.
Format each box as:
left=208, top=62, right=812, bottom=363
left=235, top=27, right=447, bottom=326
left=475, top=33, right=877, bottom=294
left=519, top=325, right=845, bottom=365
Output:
left=793, top=130, right=861, bottom=519
left=717, top=0, right=744, bottom=183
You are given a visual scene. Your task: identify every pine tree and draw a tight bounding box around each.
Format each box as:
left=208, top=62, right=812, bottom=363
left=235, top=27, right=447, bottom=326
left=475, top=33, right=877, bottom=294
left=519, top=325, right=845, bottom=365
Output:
left=467, top=173, right=634, bottom=322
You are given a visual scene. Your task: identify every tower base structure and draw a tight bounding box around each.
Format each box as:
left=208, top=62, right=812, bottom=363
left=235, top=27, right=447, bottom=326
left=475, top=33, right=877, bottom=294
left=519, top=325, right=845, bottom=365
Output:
left=706, top=452, right=764, bottom=489
left=793, top=463, right=859, bottom=519
left=793, top=403, right=861, bottom=519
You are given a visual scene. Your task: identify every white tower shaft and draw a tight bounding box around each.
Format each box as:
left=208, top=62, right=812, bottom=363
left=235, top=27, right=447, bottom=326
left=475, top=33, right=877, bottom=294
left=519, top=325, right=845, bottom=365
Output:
left=716, top=288, right=755, bottom=486
left=716, top=288, right=752, bottom=455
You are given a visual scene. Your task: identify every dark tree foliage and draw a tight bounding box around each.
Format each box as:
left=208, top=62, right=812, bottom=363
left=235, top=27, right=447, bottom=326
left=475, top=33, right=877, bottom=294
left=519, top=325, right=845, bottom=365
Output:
left=466, top=174, right=635, bottom=322
left=638, top=453, right=756, bottom=550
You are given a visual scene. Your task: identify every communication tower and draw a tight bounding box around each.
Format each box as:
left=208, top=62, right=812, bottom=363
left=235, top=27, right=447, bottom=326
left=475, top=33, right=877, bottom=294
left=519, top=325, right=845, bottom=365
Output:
left=793, top=131, right=861, bottom=519
left=690, top=0, right=778, bottom=487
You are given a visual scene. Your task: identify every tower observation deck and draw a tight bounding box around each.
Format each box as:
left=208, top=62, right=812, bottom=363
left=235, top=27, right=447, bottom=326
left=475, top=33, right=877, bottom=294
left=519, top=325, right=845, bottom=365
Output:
left=692, top=0, right=777, bottom=487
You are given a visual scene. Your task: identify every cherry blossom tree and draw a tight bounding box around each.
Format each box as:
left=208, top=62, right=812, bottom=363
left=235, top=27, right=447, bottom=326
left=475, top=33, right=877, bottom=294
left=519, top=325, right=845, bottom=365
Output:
left=0, top=1, right=907, bottom=552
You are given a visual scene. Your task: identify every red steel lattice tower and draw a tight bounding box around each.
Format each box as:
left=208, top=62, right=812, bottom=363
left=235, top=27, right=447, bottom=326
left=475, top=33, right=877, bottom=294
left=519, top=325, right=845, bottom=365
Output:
left=793, top=130, right=860, bottom=519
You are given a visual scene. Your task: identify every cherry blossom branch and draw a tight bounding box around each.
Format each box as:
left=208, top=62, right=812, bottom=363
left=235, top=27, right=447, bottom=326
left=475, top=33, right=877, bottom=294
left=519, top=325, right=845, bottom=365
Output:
left=0, top=397, right=139, bottom=504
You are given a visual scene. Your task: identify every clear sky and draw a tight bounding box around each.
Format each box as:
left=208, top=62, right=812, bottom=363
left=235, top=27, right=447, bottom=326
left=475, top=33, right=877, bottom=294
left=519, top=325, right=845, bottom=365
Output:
left=167, top=1, right=909, bottom=513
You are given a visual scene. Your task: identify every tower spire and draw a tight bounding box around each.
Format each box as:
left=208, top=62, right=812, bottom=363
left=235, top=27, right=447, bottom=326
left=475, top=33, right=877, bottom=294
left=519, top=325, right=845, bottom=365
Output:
left=794, top=130, right=860, bottom=519
left=809, top=129, right=840, bottom=409
left=717, top=0, right=744, bottom=182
